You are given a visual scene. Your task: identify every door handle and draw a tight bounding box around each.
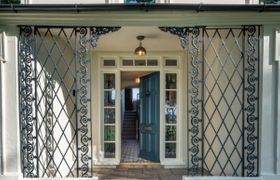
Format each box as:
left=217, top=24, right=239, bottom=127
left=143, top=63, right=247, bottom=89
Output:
left=144, top=126, right=152, bottom=132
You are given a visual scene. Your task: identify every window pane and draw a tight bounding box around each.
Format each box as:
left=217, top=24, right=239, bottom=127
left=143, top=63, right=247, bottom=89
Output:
left=135, top=59, right=146, bottom=66
left=104, top=126, right=115, bottom=141
left=103, top=60, right=115, bottom=67
left=104, top=74, right=115, bottom=89
left=166, top=74, right=177, bottom=89
left=104, top=143, right=115, bottom=158
left=166, top=126, right=176, bottom=141
left=125, top=0, right=155, bottom=3
left=165, top=107, right=176, bottom=124
left=165, top=143, right=176, bottom=158
left=147, top=59, right=158, bottom=66
left=165, top=59, right=177, bottom=66
left=122, top=59, right=133, bottom=66
left=166, top=91, right=176, bottom=106
left=104, top=91, right=115, bottom=106
left=104, top=108, right=115, bottom=124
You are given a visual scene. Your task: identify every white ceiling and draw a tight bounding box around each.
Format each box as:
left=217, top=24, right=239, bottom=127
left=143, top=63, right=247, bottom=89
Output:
left=121, top=71, right=153, bottom=82
left=94, top=27, right=183, bottom=52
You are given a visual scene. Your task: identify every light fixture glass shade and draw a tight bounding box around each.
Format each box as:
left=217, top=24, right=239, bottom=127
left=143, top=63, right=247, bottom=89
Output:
left=134, top=46, right=146, bottom=56
left=135, top=77, right=140, bottom=84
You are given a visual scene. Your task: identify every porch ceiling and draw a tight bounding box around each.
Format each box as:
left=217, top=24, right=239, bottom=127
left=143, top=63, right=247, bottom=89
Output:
left=94, top=26, right=183, bottom=52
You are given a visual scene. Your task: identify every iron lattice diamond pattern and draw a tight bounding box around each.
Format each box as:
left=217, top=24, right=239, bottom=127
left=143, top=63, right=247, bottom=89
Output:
left=19, top=26, right=259, bottom=177
left=19, top=26, right=93, bottom=178
left=162, top=26, right=259, bottom=176
left=19, top=26, right=121, bottom=178
left=203, top=28, right=244, bottom=176
left=35, top=27, right=78, bottom=177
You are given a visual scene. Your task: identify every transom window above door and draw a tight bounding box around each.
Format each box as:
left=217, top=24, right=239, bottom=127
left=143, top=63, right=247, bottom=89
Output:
left=124, top=0, right=156, bottom=3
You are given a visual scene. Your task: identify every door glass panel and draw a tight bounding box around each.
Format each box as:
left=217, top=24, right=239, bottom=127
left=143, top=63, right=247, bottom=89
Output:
left=104, top=74, right=115, bottom=89
left=166, top=91, right=176, bottom=106
left=165, top=126, right=176, bottom=141
left=104, top=91, right=115, bottom=106
left=104, top=108, right=115, bottom=124
left=104, top=126, right=115, bottom=141
left=104, top=143, right=115, bottom=158
left=165, top=107, right=176, bottom=124
left=165, top=74, right=177, bottom=89
left=103, top=73, right=116, bottom=158
left=165, top=143, right=176, bottom=158
left=165, top=73, right=177, bottom=158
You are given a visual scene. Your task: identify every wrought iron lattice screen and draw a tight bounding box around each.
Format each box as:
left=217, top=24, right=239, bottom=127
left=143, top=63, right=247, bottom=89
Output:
left=202, top=26, right=259, bottom=176
left=159, top=26, right=260, bottom=177
left=203, top=28, right=244, bottom=176
left=19, top=26, right=92, bottom=178
left=19, top=26, right=120, bottom=178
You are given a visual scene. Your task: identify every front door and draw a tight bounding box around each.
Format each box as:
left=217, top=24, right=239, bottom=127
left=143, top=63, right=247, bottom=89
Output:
left=139, top=72, right=160, bottom=162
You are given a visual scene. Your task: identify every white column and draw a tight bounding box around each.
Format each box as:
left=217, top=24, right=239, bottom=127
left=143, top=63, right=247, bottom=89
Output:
left=261, top=25, right=278, bottom=176
left=275, top=29, right=280, bottom=176
left=1, top=25, right=20, bottom=178
left=0, top=28, right=4, bottom=176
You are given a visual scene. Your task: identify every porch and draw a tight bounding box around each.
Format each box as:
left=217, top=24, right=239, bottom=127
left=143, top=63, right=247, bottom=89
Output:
left=16, top=25, right=260, bottom=178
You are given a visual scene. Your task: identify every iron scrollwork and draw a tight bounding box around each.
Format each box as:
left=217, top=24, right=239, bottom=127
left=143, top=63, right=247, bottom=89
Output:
left=78, top=27, right=121, bottom=177
left=19, top=26, right=37, bottom=177
left=158, top=27, right=203, bottom=175
left=90, top=27, right=121, bottom=48
left=158, top=27, right=189, bottom=48
left=244, top=25, right=259, bottom=177
left=78, top=27, right=91, bottom=177
left=188, top=27, right=203, bottom=175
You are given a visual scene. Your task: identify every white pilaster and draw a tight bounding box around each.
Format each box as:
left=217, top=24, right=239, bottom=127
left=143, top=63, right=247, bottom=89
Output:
left=1, top=26, right=20, bottom=177
left=260, top=25, right=277, bottom=175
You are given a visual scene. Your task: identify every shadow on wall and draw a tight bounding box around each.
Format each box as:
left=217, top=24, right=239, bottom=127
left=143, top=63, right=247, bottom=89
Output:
left=35, top=28, right=80, bottom=177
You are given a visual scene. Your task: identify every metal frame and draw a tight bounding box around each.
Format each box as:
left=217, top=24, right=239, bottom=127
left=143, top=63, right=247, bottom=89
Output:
left=159, top=26, right=260, bottom=177
left=19, top=25, right=259, bottom=177
left=19, top=26, right=120, bottom=178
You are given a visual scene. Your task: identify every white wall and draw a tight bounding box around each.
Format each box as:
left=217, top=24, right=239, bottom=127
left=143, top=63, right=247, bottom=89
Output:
left=0, top=26, right=20, bottom=178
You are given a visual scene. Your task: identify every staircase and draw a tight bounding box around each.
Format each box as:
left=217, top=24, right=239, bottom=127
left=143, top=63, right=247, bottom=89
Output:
left=122, top=111, right=137, bottom=140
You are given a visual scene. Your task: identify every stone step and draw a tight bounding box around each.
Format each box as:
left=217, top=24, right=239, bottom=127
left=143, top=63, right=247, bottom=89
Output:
left=117, top=162, right=162, bottom=168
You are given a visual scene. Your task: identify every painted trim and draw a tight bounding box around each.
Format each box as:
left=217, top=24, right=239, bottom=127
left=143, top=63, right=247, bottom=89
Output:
left=95, top=51, right=185, bottom=166
left=1, top=4, right=280, bottom=12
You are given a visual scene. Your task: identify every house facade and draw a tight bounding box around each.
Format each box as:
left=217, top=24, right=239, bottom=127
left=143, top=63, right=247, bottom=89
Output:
left=0, top=0, right=280, bottom=180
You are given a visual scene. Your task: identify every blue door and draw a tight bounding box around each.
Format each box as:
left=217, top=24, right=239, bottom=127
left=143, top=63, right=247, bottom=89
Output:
left=139, top=72, right=160, bottom=162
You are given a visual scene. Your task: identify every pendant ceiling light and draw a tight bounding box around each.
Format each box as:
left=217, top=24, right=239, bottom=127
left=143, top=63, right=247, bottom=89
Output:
left=134, top=35, right=146, bottom=56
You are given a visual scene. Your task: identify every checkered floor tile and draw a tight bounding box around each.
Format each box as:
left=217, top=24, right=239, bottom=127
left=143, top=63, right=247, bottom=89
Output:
left=121, top=139, right=150, bottom=162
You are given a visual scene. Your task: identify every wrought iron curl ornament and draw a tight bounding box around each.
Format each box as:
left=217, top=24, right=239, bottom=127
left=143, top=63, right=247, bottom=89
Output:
left=158, top=26, right=203, bottom=175
left=78, top=27, right=121, bottom=177
left=244, top=25, right=259, bottom=177
left=90, top=27, right=121, bottom=48
left=158, top=27, right=189, bottom=48
left=19, top=26, right=37, bottom=177
left=244, top=26, right=259, bottom=177
left=188, top=27, right=202, bottom=174
left=78, top=27, right=90, bottom=177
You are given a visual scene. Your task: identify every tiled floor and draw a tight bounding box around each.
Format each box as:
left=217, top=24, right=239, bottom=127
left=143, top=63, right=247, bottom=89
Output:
left=121, top=139, right=150, bottom=162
